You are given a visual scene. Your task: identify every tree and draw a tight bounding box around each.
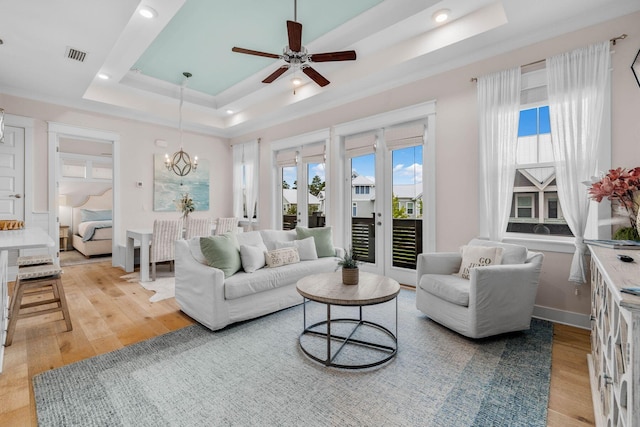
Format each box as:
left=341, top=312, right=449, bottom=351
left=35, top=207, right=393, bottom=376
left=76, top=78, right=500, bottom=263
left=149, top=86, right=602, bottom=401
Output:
left=292, top=180, right=297, bottom=189
left=282, top=180, right=290, bottom=189
left=309, top=175, right=325, bottom=197
left=392, top=194, right=408, bottom=219
left=417, top=198, right=423, bottom=218
left=286, top=204, right=297, bottom=215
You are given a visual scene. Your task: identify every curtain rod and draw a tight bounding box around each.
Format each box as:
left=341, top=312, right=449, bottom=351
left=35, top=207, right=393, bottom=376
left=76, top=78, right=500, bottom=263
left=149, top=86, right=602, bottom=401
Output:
left=470, top=34, right=627, bottom=82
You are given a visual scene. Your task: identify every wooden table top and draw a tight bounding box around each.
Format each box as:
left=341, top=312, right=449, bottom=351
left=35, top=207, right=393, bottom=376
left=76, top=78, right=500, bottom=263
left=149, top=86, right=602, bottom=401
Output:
left=296, top=271, right=400, bottom=306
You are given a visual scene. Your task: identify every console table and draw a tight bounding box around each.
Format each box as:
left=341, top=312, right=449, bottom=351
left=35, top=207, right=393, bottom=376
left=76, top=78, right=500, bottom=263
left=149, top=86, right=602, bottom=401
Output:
left=588, top=245, right=640, bottom=427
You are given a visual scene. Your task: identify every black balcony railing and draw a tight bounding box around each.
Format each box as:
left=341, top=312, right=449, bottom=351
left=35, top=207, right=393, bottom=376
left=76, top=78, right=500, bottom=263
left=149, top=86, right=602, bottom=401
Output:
left=351, top=217, right=423, bottom=270
left=282, top=213, right=325, bottom=230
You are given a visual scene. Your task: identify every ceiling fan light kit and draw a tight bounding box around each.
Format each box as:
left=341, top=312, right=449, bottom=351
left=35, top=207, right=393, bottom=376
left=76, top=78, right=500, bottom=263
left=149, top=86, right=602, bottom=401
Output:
left=231, top=0, right=356, bottom=87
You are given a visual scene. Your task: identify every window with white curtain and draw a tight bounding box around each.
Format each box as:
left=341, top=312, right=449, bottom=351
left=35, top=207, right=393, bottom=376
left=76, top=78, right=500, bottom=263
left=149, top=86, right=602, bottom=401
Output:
left=481, top=56, right=611, bottom=253
left=232, top=141, right=259, bottom=222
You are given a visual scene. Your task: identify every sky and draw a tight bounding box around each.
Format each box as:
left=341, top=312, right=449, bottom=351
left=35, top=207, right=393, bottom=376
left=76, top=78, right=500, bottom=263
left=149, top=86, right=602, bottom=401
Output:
left=282, top=145, right=424, bottom=188
left=519, top=106, right=550, bottom=137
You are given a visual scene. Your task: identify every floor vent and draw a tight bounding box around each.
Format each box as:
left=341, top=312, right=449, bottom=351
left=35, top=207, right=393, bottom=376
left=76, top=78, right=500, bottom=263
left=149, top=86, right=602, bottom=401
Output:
left=65, top=47, right=87, bottom=62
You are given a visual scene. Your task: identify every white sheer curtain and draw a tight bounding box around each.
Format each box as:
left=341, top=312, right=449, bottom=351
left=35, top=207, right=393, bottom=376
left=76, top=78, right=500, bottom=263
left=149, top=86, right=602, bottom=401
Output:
left=547, top=41, right=610, bottom=284
left=243, top=140, right=259, bottom=230
left=232, top=140, right=259, bottom=228
left=232, top=145, right=244, bottom=218
left=477, top=67, right=521, bottom=241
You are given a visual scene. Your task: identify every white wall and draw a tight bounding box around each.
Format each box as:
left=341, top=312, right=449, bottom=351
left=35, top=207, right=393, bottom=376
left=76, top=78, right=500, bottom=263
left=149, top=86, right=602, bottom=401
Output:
left=230, top=12, right=640, bottom=321
left=0, top=94, right=233, bottom=247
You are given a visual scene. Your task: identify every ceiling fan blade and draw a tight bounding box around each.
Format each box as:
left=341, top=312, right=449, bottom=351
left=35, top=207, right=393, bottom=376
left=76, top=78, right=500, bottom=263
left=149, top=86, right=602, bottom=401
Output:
left=287, top=20, right=302, bottom=52
left=262, top=66, right=289, bottom=83
left=302, top=67, right=330, bottom=87
left=232, top=47, right=280, bottom=59
left=309, top=51, right=357, bottom=62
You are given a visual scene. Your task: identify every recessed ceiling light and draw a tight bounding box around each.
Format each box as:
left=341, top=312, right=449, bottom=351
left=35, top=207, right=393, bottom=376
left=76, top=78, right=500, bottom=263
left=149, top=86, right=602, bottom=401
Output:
left=97, top=73, right=110, bottom=80
left=139, top=6, right=157, bottom=19
left=226, top=109, right=234, bottom=115
left=432, top=9, right=450, bottom=23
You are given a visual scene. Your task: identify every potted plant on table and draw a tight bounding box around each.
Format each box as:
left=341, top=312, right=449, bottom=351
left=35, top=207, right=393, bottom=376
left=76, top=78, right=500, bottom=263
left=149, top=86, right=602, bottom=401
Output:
left=337, top=246, right=362, bottom=285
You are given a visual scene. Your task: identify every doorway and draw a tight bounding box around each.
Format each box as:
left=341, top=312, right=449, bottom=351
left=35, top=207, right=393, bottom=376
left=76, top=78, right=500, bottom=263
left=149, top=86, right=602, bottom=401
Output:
left=48, top=123, right=119, bottom=267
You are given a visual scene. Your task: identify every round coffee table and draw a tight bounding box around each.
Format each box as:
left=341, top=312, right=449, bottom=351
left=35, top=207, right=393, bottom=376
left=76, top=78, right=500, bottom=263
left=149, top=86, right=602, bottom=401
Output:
left=296, top=271, right=400, bottom=369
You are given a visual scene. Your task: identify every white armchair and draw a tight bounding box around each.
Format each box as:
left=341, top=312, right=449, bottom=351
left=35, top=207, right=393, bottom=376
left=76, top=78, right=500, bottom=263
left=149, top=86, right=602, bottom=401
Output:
left=415, top=239, right=544, bottom=339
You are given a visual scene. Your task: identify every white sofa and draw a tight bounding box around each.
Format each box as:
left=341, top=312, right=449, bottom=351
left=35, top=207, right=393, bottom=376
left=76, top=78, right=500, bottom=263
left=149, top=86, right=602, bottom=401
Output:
left=174, top=229, right=343, bottom=331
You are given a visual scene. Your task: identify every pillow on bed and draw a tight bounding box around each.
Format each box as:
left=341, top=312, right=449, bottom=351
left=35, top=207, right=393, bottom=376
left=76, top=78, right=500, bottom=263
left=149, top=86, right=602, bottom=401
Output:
left=80, top=209, right=112, bottom=222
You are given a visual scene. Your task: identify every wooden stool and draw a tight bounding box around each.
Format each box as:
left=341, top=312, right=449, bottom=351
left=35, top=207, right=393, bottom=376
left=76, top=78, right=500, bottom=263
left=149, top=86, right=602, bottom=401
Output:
left=6, top=265, right=72, bottom=346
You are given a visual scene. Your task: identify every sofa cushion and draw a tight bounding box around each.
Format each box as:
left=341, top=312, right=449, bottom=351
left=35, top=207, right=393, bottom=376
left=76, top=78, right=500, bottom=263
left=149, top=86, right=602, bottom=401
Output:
left=265, top=247, right=300, bottom=268
left=419, top=274, right=470, bottom=307
left=295, top=226, right=335, bottom=257
left=455, top=245, right=503, bottom=280
left=236, top=230, right=265, bottom=248
left=275, top=236, right=318, bottom=261
left=239, top=243, right=267, bottom=273
left=468, top=238, right=527, bottom=265
left=260, top=229, right=297, bottom=251
left=200, top=234, right=242, bottom=278
left=224, top=256, right=339, bottom=300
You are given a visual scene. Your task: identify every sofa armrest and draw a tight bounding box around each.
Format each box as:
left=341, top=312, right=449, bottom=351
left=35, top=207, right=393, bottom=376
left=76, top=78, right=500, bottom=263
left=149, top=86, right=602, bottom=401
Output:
left=417, top=252, right=462, bottom=277
left=468, top=256, right=544, bottom=332
left=174, top=239, right=229, bottom=330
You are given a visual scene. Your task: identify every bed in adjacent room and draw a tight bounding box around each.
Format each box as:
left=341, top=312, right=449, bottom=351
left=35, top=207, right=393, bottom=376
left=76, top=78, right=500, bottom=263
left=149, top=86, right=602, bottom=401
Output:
left=71, top=189, right=113, bottom=257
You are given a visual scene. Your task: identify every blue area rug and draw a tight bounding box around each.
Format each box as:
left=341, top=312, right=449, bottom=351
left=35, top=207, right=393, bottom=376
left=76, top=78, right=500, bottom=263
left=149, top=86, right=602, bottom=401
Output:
left=33, top=290, right=553, bottom=426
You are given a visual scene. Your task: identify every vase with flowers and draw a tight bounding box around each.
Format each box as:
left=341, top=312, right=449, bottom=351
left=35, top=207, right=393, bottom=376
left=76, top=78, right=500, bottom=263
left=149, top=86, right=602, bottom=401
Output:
left=588, top=167, right=640, bottom=240
left=176, top=193, right=195, bottom=219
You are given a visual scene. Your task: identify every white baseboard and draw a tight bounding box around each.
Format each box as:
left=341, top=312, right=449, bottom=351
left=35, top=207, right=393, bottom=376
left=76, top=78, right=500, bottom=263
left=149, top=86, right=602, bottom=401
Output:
left=533, top=304, right=590, bottom=330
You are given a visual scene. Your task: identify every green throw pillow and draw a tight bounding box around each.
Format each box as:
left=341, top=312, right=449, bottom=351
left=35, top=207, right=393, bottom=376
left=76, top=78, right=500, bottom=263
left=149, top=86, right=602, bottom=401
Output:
left=295, top=226, right=335, bottom=257
left=200, top=233, right=241, bottom=278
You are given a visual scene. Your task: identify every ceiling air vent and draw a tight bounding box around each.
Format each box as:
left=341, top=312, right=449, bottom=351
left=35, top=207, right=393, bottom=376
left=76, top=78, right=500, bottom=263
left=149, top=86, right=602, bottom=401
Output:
left=65, top=46, right=87, bottom=62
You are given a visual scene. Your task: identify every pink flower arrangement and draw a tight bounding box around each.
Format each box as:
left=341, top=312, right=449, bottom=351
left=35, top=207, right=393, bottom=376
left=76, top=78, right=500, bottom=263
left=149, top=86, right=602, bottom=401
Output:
left=588, top=167, right=640, bottom=238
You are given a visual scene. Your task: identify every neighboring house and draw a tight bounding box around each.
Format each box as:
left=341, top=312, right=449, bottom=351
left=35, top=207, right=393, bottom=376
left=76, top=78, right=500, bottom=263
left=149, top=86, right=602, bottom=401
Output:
left=282, top=189, right=320, bottom=214
left=393, top=183, right=423, bottom=219
left=351, top=175, right=376, bottom=218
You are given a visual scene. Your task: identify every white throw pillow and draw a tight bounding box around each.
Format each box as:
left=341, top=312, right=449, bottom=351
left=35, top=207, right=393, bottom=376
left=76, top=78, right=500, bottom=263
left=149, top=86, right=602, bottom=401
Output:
left=264, top=247, right=300, bottom=268
left=275, top=237, right=318, bottom=261
left=455, top=245, right=504, bottom=280
left=239, top=243, right=267, bottom=273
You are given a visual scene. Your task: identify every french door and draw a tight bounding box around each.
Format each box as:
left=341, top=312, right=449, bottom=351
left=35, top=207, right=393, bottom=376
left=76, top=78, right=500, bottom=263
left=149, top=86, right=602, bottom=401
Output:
left=344, top=125, right=426, bottom=286
left=277, top=143, right=326, bottom=230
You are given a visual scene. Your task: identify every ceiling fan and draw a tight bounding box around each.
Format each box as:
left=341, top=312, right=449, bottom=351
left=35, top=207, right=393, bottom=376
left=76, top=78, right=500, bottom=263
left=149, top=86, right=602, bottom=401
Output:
left=231, top=1, right=356, bottom=87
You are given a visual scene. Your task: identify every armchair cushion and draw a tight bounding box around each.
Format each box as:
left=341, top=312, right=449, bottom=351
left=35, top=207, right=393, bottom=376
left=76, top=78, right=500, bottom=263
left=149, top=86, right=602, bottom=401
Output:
left=468, top=238, right=527, bottom=265
left=419, top=274, right=470, bottom=307
left=456, top=245, right=503, bottom=279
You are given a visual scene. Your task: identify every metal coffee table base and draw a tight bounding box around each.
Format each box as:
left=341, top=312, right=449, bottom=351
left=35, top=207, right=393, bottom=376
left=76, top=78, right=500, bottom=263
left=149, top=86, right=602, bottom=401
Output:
left=298, top=298, right=398, bottom=369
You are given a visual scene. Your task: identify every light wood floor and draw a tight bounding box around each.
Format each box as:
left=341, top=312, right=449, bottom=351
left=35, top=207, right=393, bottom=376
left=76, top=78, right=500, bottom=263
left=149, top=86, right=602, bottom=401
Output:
left=0, top=261, right=595, bottom=426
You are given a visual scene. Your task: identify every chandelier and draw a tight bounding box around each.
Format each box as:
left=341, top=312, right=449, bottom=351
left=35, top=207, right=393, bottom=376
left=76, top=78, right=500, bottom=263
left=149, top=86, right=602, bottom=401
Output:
left=165, top=72, right=198, bottom=177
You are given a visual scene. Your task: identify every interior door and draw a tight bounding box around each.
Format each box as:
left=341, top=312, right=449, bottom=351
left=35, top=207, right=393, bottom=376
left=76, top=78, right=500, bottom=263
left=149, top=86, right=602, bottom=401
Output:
left=0, top=126, right=25, bottom=220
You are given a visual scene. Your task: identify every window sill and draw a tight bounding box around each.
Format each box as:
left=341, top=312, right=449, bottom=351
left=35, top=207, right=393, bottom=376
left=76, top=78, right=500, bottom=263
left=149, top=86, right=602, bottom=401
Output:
left=502, top=234, right=576, bottom=254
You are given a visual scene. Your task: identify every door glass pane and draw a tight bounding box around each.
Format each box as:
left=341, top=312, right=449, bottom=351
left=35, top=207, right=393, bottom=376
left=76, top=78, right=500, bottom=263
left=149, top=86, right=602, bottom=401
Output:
left=391, top=145, right=423, bottom=269
left=307, top=162, right=325, bottom=228
left=281, top=166, right=297, bottom=230
left=351, top=154, right=375, bottom=263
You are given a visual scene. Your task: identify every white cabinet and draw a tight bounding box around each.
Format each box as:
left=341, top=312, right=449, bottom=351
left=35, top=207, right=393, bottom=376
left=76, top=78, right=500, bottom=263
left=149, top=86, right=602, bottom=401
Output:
left=589, top=245, right=640, bottom=427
